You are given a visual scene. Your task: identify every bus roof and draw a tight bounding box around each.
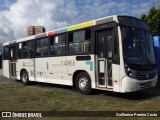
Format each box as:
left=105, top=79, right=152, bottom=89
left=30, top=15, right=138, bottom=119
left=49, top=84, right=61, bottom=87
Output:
left=3, top=15, right=134, bottom=46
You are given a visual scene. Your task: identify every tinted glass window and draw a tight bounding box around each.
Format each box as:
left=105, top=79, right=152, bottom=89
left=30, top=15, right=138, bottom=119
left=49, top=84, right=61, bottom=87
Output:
left=35, top=38, right=48, bottom=57
left=69, top=29, right=91, bottom=54
left=107, top=34, right=113, bottom=58
left=22, top=42, right=28, bottom=58
left=122, top=27, right=155, bottom=65
left=4, top=47, right=9, bottom=59
left=73, top=30, right=85, bottom=42
left=98, top=32, right=105, bottom=58
left=41, top=38, right=48, bottom=56
left=118, top=16, right=149, bottom=29
left=35, top=39, right=41, bottom=56
left=28, top=41, right=34, bottom=57
left=17, top=43, right=22, bottom=58
left=50, top=34, right=66, bottom=56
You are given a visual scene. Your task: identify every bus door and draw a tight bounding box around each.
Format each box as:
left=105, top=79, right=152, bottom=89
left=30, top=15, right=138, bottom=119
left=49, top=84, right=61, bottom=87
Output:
left=96, top=29, right=113, bottom=88
left=9, top=45, right=17, bottom=79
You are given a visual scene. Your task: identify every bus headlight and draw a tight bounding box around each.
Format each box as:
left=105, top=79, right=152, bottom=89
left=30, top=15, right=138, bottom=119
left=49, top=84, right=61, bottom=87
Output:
left=129, top=73, right=133, bottom=77
left=124, top=64, right=133, bottom=78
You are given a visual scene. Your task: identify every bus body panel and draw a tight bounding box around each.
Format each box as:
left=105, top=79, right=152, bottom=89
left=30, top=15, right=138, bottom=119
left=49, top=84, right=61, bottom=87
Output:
left=16, top=59, right=35, bottom=81
left=3, top=60, right=10, bottom=78
left=67, top=55, right=96, bottom=88
left=112, top=64, right=120, bottom=92
left=38, top=56, right=70, bottom=85
left=34, top=57, right=67, bottom=83
left=117, top=26, right=127, bottom=92
left=15, top=55, right=96, bottom=87
left=121, top=75, right=157, bottom=93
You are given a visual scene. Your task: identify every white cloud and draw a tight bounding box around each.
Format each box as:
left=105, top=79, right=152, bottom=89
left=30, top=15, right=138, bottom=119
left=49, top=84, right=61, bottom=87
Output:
left=0, top=12, right=14, bottom=43
left=0, top=0, right=74, bottom=44
left=130, top=0, right=154, bottom=17
left=5, top=0, right=73, bottom=39
left=0, top=0, right=155, bottom=45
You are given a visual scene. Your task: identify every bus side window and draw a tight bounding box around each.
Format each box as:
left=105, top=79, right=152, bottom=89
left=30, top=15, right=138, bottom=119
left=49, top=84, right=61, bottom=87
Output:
left=41, top=38, right=49, bottom=56
left=35, top=39, right=41, bottom=56
left=17, top=43, right=22, bottom=58
left=22, top=42, right=28, bottom=58
left=4, top=47, right=9, bottom=60
left=56, top=35, right=66, bottom=55
left=108, top=36, right=113, bottom=58
left=28, top=41, right=34, bottom=57
left=83, top=29, right=91, bottom=53
left=113, top=29, right=119, bottom=64
left=68, top=28, right=91, bottom=54
left=50, top=34, right=66, bottom=56
left=50, top=36, right=55, bottom=55
left=68, top=33, right=74, bottom=53
left=35, top=38, right=48, bottom=57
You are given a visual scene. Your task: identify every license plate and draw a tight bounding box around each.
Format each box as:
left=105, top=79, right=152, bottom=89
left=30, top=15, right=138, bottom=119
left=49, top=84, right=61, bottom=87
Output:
left=145, top=82, right=152, bottom=87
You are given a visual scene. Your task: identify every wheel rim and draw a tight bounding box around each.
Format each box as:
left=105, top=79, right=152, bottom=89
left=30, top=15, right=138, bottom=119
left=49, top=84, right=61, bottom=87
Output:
left=22, top=73, right=28, bottom=83
left=79, top=77, right=89, bottom=90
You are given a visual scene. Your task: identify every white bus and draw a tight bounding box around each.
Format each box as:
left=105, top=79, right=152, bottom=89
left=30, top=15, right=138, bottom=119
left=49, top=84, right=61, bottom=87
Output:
left=3, top=15, right=157, bottom=94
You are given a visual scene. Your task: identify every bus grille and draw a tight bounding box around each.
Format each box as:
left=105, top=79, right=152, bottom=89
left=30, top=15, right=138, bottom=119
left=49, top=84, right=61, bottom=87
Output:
left=136, top=72, right=156, bottom=80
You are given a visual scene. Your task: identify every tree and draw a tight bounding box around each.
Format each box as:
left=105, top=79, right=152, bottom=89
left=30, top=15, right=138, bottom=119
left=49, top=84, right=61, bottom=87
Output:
left=141, top=7, right=160, bottom=36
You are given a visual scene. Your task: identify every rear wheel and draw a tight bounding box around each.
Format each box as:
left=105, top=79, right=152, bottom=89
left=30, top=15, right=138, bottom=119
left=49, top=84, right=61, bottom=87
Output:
left=21, top=70, right=29, bottom=85
left=75, top=72, right=92, bottom=94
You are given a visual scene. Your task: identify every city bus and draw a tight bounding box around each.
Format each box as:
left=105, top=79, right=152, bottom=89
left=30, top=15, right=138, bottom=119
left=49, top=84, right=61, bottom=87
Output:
left=153, top=36, right=160, bottom=73
left=0, top=52, right=2, bottom=68
left=3, top=15, right=157, bottom=94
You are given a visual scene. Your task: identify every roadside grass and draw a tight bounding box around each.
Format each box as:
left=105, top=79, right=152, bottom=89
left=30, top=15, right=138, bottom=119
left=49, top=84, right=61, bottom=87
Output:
left=0, top=84, right=160, bottom=120
left=0, top=84, right=132, bottom=111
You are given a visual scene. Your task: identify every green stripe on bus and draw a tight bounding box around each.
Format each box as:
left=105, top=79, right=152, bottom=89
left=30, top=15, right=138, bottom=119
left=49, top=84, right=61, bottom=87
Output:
left=67, top=25, right=80, bottom=31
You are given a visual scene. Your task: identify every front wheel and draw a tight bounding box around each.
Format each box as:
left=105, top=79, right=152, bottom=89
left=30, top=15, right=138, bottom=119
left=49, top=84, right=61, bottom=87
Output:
left=75, top=72, right=92, bottom=94
left=21, top=70, right=30, bottom=85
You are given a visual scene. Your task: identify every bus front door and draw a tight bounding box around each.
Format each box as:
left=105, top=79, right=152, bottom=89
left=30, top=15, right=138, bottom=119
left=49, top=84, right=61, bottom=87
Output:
left=96, top=29, right=113, bottom=88
left=9, top=46, right=17, bottom=79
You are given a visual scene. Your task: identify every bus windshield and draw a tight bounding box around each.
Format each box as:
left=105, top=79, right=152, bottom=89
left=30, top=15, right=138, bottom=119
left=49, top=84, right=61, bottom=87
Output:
left=122, top=27, right=156, bottom=65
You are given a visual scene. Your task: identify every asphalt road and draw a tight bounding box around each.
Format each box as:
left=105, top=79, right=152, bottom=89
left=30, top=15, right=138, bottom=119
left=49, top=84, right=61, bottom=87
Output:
left=0, top=69, right=2, bottom=76
left=0, top=73, right=160, bottom=104
left=0, top=75, right=22, bottom=85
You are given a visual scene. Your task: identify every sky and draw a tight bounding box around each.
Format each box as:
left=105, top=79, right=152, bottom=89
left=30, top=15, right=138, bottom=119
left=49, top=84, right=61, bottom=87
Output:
left=0, top=0, right=158, bottom=46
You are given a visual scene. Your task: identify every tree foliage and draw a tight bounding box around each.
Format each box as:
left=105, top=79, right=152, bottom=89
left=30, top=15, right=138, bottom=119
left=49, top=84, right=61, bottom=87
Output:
left=140, top=7, right=160, bottom=36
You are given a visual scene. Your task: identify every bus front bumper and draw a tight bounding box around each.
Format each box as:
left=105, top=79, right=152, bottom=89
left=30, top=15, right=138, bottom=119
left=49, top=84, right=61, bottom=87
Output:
left=121, top=75, right=158, bottom=93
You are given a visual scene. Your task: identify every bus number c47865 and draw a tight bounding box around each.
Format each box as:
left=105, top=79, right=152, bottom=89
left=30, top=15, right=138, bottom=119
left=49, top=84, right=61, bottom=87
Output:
left=61, top=60, right=75, bottom=66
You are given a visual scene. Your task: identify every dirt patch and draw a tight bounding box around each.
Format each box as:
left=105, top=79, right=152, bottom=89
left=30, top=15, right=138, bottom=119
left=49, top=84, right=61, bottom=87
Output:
left=0, top=75, right=21, bottom=84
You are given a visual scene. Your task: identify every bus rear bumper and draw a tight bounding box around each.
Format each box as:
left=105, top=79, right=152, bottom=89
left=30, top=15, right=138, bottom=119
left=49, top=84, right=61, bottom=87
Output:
left=121, top=75, right=158, bottom=93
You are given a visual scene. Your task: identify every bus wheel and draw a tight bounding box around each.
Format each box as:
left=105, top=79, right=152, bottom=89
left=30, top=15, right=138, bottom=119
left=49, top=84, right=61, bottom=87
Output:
left=21, top=70, right=29, bottom=85
left=75, top=72, right=92, bottom=94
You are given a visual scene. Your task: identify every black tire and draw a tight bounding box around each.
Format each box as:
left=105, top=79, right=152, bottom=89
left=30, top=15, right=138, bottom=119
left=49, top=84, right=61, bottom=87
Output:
left=21, top=70, right=30, bottom=85
left=75, top=72, right=92, bottom=94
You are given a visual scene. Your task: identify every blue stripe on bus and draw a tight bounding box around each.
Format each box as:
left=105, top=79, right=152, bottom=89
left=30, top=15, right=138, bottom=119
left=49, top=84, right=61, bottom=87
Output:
left=46, top=62, right=49, bottom=70
left=86, top=61, right=93, bottom=71
left=58, top=28, right=67, bottom=33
